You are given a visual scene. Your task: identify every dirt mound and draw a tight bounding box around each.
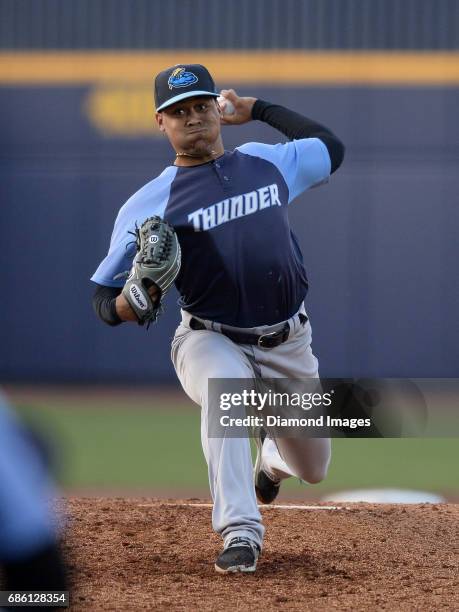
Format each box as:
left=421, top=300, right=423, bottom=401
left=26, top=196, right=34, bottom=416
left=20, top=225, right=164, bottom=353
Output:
left=64, top=498, right=458, bottom=611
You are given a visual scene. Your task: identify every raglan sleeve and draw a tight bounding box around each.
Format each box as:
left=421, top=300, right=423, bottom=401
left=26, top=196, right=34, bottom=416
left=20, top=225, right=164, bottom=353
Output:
left=90, top=203, right=139, bottom=288
left=237, top=139, right=331, bottom=204
left=90, top=167, right=177, bottom=287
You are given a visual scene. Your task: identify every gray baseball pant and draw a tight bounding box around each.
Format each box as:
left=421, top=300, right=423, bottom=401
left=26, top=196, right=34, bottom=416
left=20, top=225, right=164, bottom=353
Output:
left=171, top=305, right=331, bottom=550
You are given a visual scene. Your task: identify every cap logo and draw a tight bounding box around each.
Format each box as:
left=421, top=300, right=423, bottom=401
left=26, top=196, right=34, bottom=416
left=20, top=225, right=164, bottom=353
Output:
left=168, top=67, right=198, bottom=90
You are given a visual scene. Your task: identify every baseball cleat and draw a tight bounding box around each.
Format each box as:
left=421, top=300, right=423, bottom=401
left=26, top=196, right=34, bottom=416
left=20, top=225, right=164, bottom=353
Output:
left=254, top=428, right=281, bottom=504
left=214, top=537, right=260, bottom=574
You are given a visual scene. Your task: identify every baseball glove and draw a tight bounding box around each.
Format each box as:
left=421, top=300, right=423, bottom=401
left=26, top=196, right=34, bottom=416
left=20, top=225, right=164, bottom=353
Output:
left=116, top=216, right=181, bottom=328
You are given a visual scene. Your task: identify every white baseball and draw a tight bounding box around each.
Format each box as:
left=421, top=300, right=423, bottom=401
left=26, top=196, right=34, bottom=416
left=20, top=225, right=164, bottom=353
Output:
left=217, top=96, right=235, bottom=116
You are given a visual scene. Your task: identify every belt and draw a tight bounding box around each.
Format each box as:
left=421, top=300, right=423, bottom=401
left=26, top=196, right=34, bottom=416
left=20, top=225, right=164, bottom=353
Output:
left=189, top=313, right=307, bottom=349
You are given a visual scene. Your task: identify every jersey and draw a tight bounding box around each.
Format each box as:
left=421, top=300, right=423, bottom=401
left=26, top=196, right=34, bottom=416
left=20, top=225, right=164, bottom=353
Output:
left=91, top=138, right=331, bottom=327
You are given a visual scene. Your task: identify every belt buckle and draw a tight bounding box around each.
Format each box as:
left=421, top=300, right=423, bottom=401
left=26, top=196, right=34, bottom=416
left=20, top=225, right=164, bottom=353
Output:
left=257, top=330, right=281, bottom=349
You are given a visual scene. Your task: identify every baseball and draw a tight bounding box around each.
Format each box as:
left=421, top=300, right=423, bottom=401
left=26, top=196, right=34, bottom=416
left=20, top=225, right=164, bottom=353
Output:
left=217, top=96, right=235, bottom=116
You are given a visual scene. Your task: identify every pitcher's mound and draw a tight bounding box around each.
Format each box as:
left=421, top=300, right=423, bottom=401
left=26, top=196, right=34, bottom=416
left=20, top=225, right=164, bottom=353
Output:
left=64, top=498, right=458, bottom=611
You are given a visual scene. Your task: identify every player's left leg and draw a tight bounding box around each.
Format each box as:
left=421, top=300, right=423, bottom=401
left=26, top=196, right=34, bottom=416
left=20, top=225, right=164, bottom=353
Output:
left=260, top=434, right=331, bottom=484
left=249, top=309, right=331, bottom=494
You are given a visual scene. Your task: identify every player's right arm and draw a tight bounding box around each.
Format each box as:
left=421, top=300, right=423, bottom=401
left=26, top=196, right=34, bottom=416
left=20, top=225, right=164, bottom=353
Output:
left=250, top=99, right=345, bottom=174
left=219, top=89, right=344, bottom=201
left=219, top=88, right=345, bottom=173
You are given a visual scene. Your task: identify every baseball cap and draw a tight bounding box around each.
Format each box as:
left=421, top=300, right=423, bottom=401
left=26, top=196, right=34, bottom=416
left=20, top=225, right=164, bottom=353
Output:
left=154, top=64, right=219, bottom=112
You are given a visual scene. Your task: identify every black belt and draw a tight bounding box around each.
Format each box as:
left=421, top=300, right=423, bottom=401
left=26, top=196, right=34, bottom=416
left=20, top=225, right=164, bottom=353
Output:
left=189, top=313, right=307, bottom=349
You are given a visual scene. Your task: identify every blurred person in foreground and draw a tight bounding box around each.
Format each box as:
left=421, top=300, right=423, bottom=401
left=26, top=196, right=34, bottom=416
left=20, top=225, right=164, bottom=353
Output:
left=0, top=392, right=67, bottom=606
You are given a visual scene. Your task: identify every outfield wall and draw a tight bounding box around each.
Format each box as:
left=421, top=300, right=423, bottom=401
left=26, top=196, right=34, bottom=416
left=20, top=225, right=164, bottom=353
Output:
left=1, top=54, right=458, bottom=381
left=1, top=0, right=457, bottom=50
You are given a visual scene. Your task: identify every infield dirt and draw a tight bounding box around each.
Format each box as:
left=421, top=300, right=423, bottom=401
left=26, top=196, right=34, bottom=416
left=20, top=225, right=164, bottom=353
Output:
left=64, top=498, right=458, bottom=611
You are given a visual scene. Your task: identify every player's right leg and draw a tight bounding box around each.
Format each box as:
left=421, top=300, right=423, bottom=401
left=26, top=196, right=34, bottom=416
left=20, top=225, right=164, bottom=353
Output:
left=171, top=317, right=264, bottom=572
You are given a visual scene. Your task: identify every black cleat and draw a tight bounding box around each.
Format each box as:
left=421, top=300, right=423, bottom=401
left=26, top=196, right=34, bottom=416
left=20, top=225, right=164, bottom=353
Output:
left=215, top=537, right=260, bottom=574
left=254, top=428, right=281, bottom=504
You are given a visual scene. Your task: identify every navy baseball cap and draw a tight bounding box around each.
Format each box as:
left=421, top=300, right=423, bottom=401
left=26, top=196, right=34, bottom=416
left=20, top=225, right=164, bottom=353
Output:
left=154, top=64, right=219, bottom=112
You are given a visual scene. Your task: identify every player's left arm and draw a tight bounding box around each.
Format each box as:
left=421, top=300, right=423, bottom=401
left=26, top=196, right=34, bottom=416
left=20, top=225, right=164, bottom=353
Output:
left=92, top=284, right=123, bottom=325
left=92, top=282, right=160, bottom=325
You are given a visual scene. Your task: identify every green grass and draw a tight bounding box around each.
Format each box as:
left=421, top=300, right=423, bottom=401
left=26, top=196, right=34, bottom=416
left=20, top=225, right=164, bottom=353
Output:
left=16, top=403, right=458, bottom=495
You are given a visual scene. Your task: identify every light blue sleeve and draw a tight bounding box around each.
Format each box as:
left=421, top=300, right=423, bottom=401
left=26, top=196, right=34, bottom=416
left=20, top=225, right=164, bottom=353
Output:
left=237, top=138, right=331, bottom=203
left=91, top=166, right=178, bottom=287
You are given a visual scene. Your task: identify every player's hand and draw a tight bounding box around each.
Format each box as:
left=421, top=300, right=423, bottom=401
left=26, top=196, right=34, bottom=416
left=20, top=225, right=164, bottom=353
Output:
left=115, top=285, right=159, bottom=322
left=218, top=89, right=257, bottom=125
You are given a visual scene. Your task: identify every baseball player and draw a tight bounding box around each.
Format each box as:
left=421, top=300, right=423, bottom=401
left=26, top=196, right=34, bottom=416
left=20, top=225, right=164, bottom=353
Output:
left=0, top=392, right=67, bottom=595
left=91, top=64, right=344, bottom=573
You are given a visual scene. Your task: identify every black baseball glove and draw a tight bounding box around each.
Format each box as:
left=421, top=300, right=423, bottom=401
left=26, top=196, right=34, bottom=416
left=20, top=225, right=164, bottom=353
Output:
left=115, top=216, right=181, bottom=327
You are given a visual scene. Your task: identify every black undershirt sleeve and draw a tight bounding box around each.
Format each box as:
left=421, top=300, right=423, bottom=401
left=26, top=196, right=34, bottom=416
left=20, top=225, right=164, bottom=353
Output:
left=93, top=284, right=123, bottom=326
left=251, top=99, right=345, bottom=173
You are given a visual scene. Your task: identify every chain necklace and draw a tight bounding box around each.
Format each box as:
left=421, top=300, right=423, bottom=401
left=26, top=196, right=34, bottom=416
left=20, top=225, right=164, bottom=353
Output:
left=175, top=150, right=217, bottom=159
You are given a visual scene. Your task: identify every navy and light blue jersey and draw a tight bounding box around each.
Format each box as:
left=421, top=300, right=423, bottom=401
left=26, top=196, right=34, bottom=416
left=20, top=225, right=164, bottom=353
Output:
left=91, top=138, right=331, bottom=327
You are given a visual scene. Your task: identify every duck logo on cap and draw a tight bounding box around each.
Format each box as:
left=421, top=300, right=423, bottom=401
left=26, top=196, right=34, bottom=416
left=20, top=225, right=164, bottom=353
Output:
left=168, top=67, right=198, bottom=90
